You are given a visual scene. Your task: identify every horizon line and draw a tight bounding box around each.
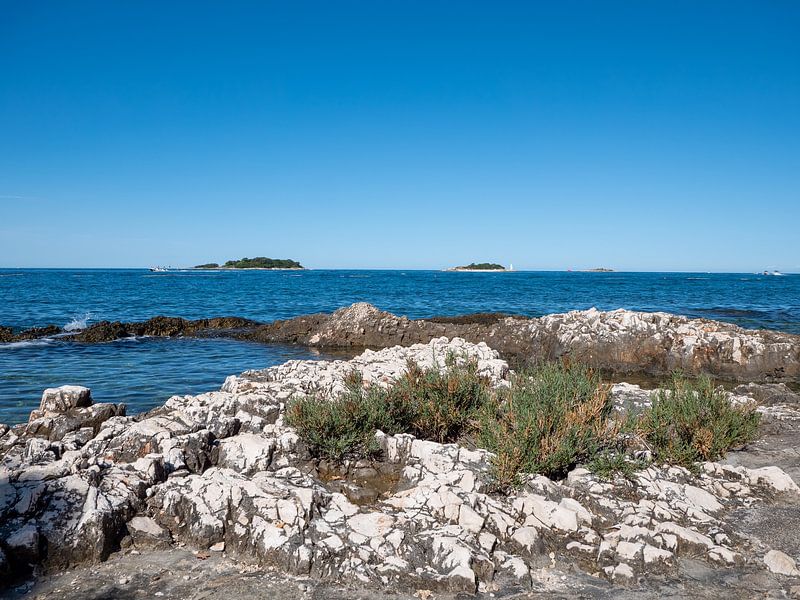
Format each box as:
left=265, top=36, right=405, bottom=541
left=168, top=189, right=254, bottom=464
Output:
left=0, top=267, right=797, bottom=275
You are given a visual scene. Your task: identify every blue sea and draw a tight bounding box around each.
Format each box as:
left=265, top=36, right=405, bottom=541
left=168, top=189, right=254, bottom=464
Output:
left=1, top=269, right=798, bottom=424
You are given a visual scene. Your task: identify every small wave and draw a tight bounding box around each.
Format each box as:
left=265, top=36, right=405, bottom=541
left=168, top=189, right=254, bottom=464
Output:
left=117, top=335, right=149, bottom=342
left=64, top=313, right=92, bottom=332
left=0, top=339, right=54, bottom=350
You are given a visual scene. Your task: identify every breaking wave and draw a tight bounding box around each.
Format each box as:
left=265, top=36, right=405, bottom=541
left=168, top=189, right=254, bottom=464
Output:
left=64, top=313, right=92, bottom=332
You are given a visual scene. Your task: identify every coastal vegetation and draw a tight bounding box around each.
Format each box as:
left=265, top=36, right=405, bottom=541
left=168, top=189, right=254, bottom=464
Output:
left=287, top=360, right=761, bottom=489
left=637, top=373, right=761, bottom=467
left=285, top=357, right=490, bottom=460
left=452, top=262, right=506, bottom=271
left=194, top=257, right=304, bottom=269
left=478, top=363, right=617, bottom=488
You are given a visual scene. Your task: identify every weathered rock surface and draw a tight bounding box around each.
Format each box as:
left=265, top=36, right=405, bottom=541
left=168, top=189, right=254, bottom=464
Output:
left=0, top=325, right=61, bottom=343
left=244, top=303, right=800, bottom=382
left=5, top=303, right=799, bottom=382
left=36, top=385, right=92, bottom=414
left=1, top=338, right=799, bottom=598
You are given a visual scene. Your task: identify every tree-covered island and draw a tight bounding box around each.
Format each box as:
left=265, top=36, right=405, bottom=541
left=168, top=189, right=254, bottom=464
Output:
left=448, top=262, right=507, bottom=271
left=194, top=257, right=304, bottom=269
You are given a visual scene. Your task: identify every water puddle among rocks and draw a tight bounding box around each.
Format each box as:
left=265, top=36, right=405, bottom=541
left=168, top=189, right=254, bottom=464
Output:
left=316, top=460, right=403, bottom=506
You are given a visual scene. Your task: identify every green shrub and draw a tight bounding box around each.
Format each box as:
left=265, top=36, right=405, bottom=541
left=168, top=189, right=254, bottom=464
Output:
left=287, top=360, right=762, bottom=488
left=635, top=373, right=760, bottom=468
left=286, top=357, right=491, bottom=462
left=586, top=449, right=645, bottom=480
left=285, top=371, right=392, bottom=461
left=381, top=357, right=491, bottom=443
left=478, top=363, right=616, bottom=488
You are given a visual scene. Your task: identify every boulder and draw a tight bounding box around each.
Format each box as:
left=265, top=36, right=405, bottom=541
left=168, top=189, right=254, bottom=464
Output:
left=126, top=516, right=171, bottom=549
left=36, top=385, right=93, bottom=414
left=764, top=550, right=800, bottom=577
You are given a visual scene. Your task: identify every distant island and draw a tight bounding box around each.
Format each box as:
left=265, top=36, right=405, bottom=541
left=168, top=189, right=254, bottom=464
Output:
left=194, top=257, right=304, bottom=270
left=447, top=262, right=507, bottom=272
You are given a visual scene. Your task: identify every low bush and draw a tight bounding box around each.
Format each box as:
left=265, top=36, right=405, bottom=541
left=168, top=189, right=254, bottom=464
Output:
left=478, top=363, right=616, bottom=488
left=286, top=357, right=491, bottom=461
left=285, top=371, right=391, bottom=461
left=635, top=373, right=760, bottom=468
left=381, top=357, right=491, bottom=443
left=287, top=359, right=761, bottom=489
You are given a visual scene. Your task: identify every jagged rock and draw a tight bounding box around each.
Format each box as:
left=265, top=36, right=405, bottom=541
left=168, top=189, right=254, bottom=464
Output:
left=7, top=325, right=61, bottom=341
left=247, top=303, right=800, bottom=382
left=5, top=523, right=41, bottom=564
left=1, top=337, right=799, bottom=596
left=23, top=403, right=126, bottom=442
left=72, top=316, right=260, bottom=343
left=733, top=383, right=800, bottom=406
left=37, top=385, right=92, bottom=414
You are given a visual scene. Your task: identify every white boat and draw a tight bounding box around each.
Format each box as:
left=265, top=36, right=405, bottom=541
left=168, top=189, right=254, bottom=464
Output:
left=149, top=266, right=169, bottom=272
left=762, top=270, right=784, bottom=276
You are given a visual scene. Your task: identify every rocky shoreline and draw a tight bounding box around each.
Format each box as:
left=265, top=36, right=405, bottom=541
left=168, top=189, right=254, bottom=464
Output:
left=1, top=327, right=799, bottom=598
left=3, top=303, right=799, bottom=382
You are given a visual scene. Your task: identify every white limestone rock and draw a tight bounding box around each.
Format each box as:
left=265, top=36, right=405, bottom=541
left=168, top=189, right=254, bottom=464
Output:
left=38, top=385, right=92, bottom=414
left=764, top=550, right=800, bottom=577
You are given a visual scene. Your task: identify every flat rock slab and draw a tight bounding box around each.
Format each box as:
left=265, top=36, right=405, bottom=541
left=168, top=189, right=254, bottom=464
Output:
left=9, top=549, right=793, bottom=600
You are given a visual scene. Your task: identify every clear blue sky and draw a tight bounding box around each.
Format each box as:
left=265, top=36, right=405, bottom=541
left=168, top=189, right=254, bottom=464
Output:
left=1, top=1, right=798, bottom=271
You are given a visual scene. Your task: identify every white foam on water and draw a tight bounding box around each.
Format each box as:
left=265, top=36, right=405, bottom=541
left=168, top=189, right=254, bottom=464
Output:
left=117, top=335, right=148, bottom=342
left=0, top=339, right=54, bottom=350
left=63, top=313, right=93, bottom=332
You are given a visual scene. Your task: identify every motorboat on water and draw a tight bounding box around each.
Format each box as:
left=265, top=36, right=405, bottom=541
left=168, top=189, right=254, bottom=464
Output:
left=149, top=266, right=169, bottom=272
left=762, top=270, right=784, bottom=276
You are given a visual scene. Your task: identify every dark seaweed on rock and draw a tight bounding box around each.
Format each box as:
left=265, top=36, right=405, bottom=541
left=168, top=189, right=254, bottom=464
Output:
left=3, top=303, right=799, bottom=382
